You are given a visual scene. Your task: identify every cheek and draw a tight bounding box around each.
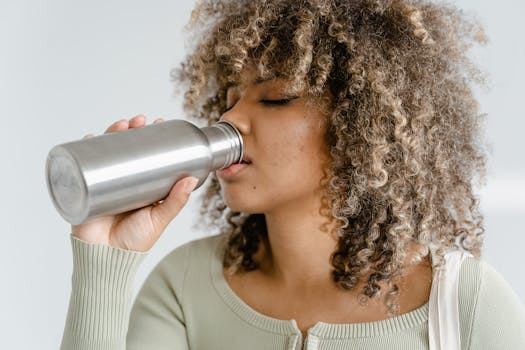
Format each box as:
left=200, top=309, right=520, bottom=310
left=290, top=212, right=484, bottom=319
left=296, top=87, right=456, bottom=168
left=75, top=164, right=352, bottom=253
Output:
left=275, top=118, right=314, bottom=152
left=268, top=138, right=298, bottom=166
left=256, top=109, right=328, bottom=171
left=266, top=126, right=325, bottom=175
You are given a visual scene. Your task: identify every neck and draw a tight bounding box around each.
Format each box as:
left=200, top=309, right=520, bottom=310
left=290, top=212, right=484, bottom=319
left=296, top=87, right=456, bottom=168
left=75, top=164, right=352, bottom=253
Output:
left=256, top=199, right=340, bottom=291
left=254, top=202, right=430, bottom=294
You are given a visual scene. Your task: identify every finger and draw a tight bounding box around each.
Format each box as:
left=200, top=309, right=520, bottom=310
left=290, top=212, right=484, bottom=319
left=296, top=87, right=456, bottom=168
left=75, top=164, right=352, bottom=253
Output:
left=153, top=118, right=165, bottom=124
left=83, top=133, right=94, bottom=139
left=150, top=176, right=199, bottom=232
left=129, top=114, right=146, bottom=128
left=105, top=119, right=128, bottom=134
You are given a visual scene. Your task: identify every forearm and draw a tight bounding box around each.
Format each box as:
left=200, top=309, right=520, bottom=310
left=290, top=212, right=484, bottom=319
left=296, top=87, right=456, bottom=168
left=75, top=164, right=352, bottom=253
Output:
left=60, top=235, right=148, bottom=350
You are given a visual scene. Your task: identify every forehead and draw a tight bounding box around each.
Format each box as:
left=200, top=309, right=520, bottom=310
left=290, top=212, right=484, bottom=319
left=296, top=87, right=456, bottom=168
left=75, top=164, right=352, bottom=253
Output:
left=227, top=69, right=289, bottom=93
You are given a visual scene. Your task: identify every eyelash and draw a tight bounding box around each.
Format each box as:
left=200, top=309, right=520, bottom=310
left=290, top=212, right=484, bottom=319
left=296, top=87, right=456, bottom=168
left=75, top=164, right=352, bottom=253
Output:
left=223, top=97, right=297, bottom=113
left=260, top=98, right=296, bottom=106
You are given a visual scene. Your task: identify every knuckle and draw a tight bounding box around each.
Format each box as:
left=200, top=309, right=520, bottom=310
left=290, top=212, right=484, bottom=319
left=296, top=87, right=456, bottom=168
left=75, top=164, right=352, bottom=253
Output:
left=172, top=195, right=187, bottom=208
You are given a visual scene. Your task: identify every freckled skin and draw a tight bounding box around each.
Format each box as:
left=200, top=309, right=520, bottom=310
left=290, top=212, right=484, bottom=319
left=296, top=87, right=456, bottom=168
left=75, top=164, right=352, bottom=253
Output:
left=216, top=66, right=331, bottom=216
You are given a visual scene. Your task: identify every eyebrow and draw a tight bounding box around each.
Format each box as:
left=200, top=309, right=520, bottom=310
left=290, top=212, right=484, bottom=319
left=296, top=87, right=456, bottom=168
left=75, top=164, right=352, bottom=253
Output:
left=253, top=77, right=275, bottom=85
left=228, top=74, right=284, bottom=89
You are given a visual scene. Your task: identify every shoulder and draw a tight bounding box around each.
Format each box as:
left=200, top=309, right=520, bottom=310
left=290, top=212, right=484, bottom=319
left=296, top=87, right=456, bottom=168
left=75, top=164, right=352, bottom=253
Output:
left=160, top=233, right=225, bottom=267
left=154, top=232, right=225, bottom=275
left=457, top=255, right=524, bottom=312
left=139, top=233, right=225, bottom=293
left=457, top=255, right=525, bottom=349
left=128, top=234, right=226, bottom=347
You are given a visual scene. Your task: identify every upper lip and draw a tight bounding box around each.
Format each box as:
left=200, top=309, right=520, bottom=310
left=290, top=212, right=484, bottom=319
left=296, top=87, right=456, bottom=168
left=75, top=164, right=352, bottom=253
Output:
left=240, top=154, right=252, bottom=164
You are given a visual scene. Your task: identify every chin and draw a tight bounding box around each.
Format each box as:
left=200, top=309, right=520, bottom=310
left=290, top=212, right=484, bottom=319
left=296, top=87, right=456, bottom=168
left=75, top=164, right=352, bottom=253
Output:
left=221, top=196, right=258, bottom=214
left=219, top=188, right=267, bottom=214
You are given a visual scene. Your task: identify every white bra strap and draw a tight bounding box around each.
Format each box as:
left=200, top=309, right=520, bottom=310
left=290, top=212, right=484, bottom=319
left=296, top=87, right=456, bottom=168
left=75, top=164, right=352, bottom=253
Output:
left=428, top=250, right=472, bottom=350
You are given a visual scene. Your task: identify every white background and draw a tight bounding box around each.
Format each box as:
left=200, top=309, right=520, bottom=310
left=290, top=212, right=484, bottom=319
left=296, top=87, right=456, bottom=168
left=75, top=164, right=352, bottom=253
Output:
left=1, top=0, right=523, bottom=349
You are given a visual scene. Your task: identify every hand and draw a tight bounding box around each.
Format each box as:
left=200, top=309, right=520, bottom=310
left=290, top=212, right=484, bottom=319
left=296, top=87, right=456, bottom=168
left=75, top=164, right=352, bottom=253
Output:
left=70, top=115, right=199, bottom=252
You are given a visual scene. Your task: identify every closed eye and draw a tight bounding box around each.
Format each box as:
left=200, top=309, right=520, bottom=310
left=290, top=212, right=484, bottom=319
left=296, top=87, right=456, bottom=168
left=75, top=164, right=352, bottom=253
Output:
left=222, top=96, right=299, bottom=113
left=260, top=97, right=299, bottom=106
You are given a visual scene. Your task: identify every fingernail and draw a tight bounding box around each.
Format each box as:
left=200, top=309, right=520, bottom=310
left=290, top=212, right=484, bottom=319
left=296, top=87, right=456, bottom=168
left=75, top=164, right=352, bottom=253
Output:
left=183, top=177, right=199, bottom=194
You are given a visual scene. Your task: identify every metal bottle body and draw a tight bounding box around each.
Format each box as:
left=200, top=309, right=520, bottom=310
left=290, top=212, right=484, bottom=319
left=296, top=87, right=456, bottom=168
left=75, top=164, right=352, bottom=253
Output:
left=45, top=119, right=242, bottom=225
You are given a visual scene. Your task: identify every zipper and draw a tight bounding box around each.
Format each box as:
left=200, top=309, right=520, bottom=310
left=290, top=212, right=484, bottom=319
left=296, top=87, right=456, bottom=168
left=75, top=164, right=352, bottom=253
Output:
left=294, top=333, right=304, bottom=350
left=301, top=334, right=308, bottom=350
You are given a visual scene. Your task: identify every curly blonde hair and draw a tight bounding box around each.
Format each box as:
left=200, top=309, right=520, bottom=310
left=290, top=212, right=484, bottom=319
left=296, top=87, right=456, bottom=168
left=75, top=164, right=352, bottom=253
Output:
left=171, top=0, right=490, bottom=316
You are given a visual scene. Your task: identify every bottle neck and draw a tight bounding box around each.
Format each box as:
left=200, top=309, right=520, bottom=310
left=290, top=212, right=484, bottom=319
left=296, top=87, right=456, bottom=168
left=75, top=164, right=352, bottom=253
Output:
left=200, top=120, right=243, bottom=170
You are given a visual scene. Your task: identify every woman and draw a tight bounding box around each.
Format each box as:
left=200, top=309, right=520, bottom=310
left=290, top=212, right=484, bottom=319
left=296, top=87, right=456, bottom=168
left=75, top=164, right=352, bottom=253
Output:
left=61, top=0, right=525, bottom=349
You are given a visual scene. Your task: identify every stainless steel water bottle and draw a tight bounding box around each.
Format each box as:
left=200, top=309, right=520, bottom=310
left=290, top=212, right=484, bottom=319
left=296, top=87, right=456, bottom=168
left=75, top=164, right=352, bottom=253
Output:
left=45, top=119, right=243, bottom=225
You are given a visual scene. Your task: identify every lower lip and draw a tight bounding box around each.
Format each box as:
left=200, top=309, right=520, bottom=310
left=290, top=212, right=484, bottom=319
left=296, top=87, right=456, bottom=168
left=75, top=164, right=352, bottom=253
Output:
left=217, top=163, right=251, bottom=179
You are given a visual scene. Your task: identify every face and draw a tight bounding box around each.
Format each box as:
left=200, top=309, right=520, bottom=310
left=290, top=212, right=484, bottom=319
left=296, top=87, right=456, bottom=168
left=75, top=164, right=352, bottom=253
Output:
left=216, top=66, right=332, bottom=215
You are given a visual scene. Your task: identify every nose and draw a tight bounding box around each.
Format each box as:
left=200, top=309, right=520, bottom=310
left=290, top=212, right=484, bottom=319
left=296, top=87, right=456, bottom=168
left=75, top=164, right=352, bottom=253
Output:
left=219, top=104, right=250, bottom=136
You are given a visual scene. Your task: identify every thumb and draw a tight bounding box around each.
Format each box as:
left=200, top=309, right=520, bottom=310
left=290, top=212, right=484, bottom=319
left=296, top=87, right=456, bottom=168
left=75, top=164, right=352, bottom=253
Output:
left=150, top=176, right=199, bottom=231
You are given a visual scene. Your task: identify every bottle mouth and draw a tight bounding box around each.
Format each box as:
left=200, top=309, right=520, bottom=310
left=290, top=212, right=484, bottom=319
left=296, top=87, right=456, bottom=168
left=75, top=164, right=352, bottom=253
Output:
left=215, top=120, right=244, bottom=165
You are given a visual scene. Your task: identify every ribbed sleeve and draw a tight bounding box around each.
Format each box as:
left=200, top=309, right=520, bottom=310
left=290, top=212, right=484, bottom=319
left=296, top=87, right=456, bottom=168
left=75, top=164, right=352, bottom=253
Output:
left=60, top=235, right=148, bottom=350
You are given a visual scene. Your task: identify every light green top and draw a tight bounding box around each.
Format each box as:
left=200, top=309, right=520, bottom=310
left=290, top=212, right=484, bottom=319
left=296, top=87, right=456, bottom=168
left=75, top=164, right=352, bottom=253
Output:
left=60, top=232, right=525, bottom=350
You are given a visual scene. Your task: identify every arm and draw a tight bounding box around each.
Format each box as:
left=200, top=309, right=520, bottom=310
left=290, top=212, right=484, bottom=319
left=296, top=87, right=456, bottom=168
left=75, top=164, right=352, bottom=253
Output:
left=60, top=234, right=192, bottom=350
left=467, top=260, right=525, bottom=350
left=126, top=240, right=192, bottom=350
left=60, top=234, right=148, bottom=350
